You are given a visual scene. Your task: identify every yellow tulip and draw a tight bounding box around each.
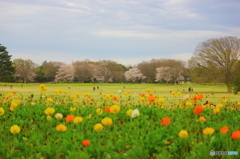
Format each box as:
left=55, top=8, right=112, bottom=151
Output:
left=44, top=107, right=55, bottom=115
left=47, top=116, right=52, bottom=120
left=199, top=116, right=206, bottom=122
left=110, top=105, right=120, bottom=114
left=96, top=108, right=103, bottom=115
left=178, top=130, right=189, bottom=138
left=213, top=108, right=220, bottom=114
left=0, top=107, right=4, bottom=115
left=126, top=109, right=133, bottom=116
left=101, top=117, right=113, bottom=126
left=203, top=127, right=215, bottom=135
left=73, top=116, right=83, bottom=123
left=70, top=107, right=76, bottom=112
left=56, top=124, right=67, bottom=132
left=10, top=125, right=21, bottom=134
left=94, top=123, right=104, bottom=131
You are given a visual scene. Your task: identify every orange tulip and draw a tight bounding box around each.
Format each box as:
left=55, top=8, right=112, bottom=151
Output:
left=148, top=96, right=156, bottom=103
left=161, top=117, right=171, bottom=127
left=82, top=140, right=91, bottom=146
left=104, top=107, right=111, bottom=113
left=220, top=126, right=229, bottom=134
left=193, top=106, right=204, bottom=115
left=231, top=130, right=240, bottom=140
left=111, top=96, right=119, bottom=101
left=65, top=115, right=74, bottom=123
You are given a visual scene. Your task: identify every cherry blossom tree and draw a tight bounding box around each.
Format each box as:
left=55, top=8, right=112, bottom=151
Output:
left=55, top=64, right=74, bottom=82
left=124, top=67, right=145, bottom=83
left=13, top=59, right=37, bottom=83
left=93, top=60, right=113, bottom=83
left=156, top=66, right=184, bottom=84
left=72, top=60, right=93, bottom=83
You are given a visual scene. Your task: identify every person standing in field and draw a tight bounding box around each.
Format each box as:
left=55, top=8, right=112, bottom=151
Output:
left=68, top=85, right=70, bottom=89
left=10, top=85, right=13, bottom=89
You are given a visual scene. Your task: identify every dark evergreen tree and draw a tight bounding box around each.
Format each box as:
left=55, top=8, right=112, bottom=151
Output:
left=0, top=44, right=15, bottom=82
left=34, top=66, right=46, bottom=82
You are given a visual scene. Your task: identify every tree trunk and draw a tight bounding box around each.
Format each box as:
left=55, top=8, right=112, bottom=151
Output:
left=24, top=77, right=27, bottom=84
left=226, top=83, right=232, bottom=93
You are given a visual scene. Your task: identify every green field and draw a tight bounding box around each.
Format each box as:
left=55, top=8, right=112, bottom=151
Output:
left=1, top=83, right=239, bottom=101
left=0, top=83, right=239, bottom=159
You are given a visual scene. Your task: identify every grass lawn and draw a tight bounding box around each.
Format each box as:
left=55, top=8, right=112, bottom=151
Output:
left=0, top=82, right=239, bottom=103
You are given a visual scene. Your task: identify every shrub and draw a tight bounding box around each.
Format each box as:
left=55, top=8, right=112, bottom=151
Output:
left=232, top=74, right=240, bottom=94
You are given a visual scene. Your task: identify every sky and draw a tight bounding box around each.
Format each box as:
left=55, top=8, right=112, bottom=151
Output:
left=1, top=0, right=240, bottom=66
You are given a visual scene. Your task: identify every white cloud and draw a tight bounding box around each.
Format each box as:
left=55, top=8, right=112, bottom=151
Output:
left=92, top=30, right=160, bottom=38
left=92, top=29, right=229, bottom=39
left=1, top=0, right=240, bottom=67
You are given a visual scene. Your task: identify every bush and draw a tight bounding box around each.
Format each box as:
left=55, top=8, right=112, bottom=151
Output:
left=232, top=74, right=240, bottom=94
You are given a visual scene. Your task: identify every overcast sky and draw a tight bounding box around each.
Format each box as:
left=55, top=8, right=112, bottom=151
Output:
left=1, top=0, right=240, bottom=66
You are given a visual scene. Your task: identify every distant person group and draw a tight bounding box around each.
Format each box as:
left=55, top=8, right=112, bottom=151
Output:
left=93, top=86, right=99, bottom=90
left=169, top=87, right=194, bottom=93
left=1, top=84, right=24, bottom=89
left=188, top=87, right=194, bottom=92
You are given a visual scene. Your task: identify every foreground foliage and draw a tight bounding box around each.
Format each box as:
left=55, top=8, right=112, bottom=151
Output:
left=0, top=85, right=240, bottom=159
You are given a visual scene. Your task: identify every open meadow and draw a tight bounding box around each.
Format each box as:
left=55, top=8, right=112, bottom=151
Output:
left=0, top=83, right=240, bottom=159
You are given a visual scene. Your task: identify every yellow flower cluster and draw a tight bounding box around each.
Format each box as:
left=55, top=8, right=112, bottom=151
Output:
left=75, top=93, right=80, bottom=98
left=39, top=84, right=48, bottom=92
left=83, top=92, right=89, bottom=97
left=46, top=97, right=53, bottom=102
left=69, top=95, right=77, bottom=99
left=10, top=99, right=21, bottom=111
left=139, top=97, right=145, bottom=101
left=103, top=94, right=111, bottom=99
left=124, top=90, right=130, bottom=95
left=5, top=93, right=13, bottom=99
left=146, top=88, right=151, bottom=92
left=157, top=97, right=164, bottom=106
left=93, top=117, right=113, bottom=131
left=54, top=89, right=62, bottom=95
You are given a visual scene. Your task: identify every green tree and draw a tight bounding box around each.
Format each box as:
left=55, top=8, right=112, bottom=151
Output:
left=232, top=74, right=240, bottom=94
left=43, top=61, right=63, bottom=82
left=0, top=44, right=15, bottom=82
left=190, top=36, right=240, bottom=92
left=34, top=62, right=47, bottom=83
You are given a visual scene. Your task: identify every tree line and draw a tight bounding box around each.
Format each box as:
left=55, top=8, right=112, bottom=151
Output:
left=1, top=36, right=240, bottom=93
